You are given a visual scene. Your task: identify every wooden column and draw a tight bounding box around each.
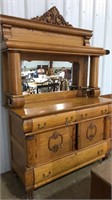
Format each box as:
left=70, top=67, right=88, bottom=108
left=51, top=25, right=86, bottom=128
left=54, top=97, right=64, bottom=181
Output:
left=72, top=62, right=79, bottom=86
left=8, top=51, right=22, bottom=95
left=78, top=57, right=88, bottom=87
left=89, top=56, right=99, bottom=88
left=72, top=57, right=88, bottom=88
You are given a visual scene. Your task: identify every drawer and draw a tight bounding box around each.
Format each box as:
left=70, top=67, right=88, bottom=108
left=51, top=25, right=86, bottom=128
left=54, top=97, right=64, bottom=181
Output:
left=34, top=141, right=108, bottom=188
left=31, top=111, right=76, bottom=132
left=77, top=118, right=104, bottom=149
left=26, top=125, right=76, bottom=167
left=76, top=105, right=108, bottom=121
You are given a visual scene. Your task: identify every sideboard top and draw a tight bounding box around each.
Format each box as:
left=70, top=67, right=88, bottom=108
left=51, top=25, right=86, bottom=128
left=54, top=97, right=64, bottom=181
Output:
left=9, top=97, right=112, bottom=119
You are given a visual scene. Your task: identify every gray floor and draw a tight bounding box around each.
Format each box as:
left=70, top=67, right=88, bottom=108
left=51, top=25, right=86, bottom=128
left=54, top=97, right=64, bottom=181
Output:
left=1, top=160, right=103, bottom=200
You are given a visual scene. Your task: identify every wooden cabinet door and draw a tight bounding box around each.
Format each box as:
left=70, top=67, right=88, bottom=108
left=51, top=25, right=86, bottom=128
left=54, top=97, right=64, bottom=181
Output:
left=77, top=118, right=104, bottom=149
left=26, top=125, right=76, bottom=167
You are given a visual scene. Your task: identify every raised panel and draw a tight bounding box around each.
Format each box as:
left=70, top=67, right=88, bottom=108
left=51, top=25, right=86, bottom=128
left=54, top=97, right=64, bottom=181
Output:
left=35, top=125, right=76, bottom=164
left=77, top=118, right=104, bottom=149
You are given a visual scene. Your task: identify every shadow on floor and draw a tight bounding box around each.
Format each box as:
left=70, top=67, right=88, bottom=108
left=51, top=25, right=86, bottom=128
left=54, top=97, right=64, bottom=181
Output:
left=1, top=170, right=91, bottom=199
left=44, top=176, right=91, bottom=199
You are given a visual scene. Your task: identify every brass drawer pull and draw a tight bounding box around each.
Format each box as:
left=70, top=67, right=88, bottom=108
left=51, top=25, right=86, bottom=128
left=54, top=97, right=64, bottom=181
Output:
left=97, top=149, right=103, bottom=155
left=86, top=122, right=97, bottom=141
left=101, top=109, right=108, bottom=114
left=48, top=132, right=63, bottom=153
left=38, top=122, right=46, bottom=129
left=65, top=116, right=73, bottom=126
left=81, top=113, right=87, bottom=119
left=43, top=171, right=51, bottom=179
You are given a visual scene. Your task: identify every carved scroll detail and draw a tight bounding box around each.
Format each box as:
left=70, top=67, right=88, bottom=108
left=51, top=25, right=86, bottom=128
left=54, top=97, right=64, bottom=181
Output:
left=86, top=122, right=97, bottom=141
left=31, top=6, right=72, bottom=27
left=48, top=131, right=63, bottom=152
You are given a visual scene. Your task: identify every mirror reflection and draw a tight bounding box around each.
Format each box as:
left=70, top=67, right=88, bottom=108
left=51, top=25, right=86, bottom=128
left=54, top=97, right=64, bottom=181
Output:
left=21, top=61, right=72, bottom=94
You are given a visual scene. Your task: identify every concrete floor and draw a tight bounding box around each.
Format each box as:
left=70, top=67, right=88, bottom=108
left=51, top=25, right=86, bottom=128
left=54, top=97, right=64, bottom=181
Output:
left=0, top=160, right=103, bottom=200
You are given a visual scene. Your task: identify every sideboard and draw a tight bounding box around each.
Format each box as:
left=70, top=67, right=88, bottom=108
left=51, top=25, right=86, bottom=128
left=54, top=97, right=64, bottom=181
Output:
left=1, top=7, right=111, bottom=199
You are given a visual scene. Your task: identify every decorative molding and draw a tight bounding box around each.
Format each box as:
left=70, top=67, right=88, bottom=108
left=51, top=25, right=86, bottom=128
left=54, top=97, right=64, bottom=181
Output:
left=31, top=6, right=72, bottom=27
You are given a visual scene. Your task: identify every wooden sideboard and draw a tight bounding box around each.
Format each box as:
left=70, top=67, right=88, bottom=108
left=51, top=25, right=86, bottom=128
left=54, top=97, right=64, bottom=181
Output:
left=1, top=7, right=112, bottom=199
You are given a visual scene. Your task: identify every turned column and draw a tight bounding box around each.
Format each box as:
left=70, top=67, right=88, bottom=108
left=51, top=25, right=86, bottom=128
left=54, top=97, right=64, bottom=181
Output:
left=8, top=51, right=22, bottom=95
left=89, top=56, right=99, bottom=88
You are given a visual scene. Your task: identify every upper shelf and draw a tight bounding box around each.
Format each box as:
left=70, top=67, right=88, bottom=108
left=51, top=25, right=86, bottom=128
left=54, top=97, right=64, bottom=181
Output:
left=0, top=7, right=109, bottom=56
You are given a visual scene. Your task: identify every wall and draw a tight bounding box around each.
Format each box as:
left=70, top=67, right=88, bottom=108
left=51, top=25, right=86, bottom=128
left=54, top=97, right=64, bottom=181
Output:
left=0, top=0, right=112, bottom=173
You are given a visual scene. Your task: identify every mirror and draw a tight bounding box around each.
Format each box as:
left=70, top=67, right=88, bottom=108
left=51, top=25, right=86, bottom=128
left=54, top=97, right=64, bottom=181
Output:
left=21, top=61, right=72, bottom=94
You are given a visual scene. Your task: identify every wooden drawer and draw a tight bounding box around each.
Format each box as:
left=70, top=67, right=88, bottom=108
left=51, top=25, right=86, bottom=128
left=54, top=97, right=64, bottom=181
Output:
left=26, top=125, right=76, bottom=167
left=77, top=118, right=104, bottom=149
left=31, top=111, right=76, bottom=132
left=76, top=105, right=108, bottom=121
left=34, top=141, right=108, bottom=188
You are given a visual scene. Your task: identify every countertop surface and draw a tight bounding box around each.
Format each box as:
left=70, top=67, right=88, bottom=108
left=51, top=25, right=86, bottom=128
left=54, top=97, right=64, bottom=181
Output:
left=9, top=96, right=112, bottom=119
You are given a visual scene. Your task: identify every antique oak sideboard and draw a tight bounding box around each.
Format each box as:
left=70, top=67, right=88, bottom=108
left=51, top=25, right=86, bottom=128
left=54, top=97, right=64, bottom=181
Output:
left=1, top=7, right=112, bottom=199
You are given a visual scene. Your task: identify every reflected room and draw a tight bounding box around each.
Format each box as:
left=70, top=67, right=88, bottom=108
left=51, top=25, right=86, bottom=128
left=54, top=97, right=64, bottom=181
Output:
left=21, top=60, right=72, bottom=94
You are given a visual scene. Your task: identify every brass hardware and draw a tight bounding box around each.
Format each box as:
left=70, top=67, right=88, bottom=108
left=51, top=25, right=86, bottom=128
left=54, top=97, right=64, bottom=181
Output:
left=26, top=134, right=34, bottom=140
left=101, top=109, right=108, bottom=114
left=65, top=116, right=73, bottom=126
left=48, top=132, right=63, bottom=152
left=86, top=122, right=97, bottom=141
left=105, top=109, right=108, bottom=113
left=38, top=122, right=46, bottom=129
left=81, top=113, right=88, bottom=119
left=97, top=149, right=103, bottom=155
left=43, top=171, right=51, bottom=178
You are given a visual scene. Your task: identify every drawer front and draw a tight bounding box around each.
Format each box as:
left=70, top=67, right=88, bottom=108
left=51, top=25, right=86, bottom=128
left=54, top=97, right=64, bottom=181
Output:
left=26, top=126, right=76, bottom=167
left=78, top=118, right=104, bottom=149
left=76, top=105, right=108, bottom=121
left=34, top=141, right=108, bottom=188
left=32, top=111, right=76, bottom=132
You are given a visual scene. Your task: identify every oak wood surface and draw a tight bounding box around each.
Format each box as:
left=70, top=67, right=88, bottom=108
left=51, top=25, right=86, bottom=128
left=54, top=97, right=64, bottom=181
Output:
left=34, top=140, right=109, bottom=187
left=78, top=118, right=104, bottom=149
left=9, top=97, right=112, bottom=119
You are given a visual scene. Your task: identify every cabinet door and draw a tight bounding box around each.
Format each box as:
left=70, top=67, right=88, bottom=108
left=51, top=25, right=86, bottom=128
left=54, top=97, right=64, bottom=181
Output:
left=77, top=118, right=104, bottom=149
left=26, top=125, right=76, bottom=167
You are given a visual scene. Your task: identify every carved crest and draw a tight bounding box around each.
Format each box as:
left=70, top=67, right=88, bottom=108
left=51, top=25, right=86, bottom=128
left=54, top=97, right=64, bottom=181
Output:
left=31, top=6, right=72, bottom=27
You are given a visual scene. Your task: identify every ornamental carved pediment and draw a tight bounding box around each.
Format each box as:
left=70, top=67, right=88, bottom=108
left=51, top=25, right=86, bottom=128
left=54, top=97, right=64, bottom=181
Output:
left=31, top=6, right=72, bottom=27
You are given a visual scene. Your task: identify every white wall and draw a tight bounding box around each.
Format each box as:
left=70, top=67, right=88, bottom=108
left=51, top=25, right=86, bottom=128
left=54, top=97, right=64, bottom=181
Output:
left=0, top=0, right=112, bottom=173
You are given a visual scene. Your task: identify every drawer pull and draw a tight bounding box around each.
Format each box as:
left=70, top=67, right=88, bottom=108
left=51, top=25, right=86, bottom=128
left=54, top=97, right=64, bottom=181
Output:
left=81, top=114, right=88, bottom=119
left=86, top=122, right=97, bottom=141
left=65, top=117, right=73, bottom=126
left=38, top=122, right=46, bottom=129
left=101, top=109, right=108, bottom=114
left=43, top=171, right=51, bottom=179
left=97, top=149, right=103, bottom=155
left=48, top=132, right=63, bottom=153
